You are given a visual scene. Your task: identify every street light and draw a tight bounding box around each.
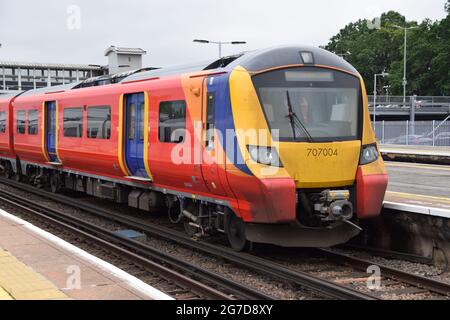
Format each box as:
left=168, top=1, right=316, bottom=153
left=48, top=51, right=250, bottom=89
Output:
left=383, top=85, right=391, bottom=103
left=373, top=72, right=389, bottom=132
left=392, top=25, right=419, bottom=104
left=337, top=51, right=351, bottom=60
left=193, top=39, right=246, bottom=58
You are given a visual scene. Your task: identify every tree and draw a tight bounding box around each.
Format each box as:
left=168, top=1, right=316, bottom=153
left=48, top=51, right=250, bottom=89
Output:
left=325, top=2, right=450, bottom=96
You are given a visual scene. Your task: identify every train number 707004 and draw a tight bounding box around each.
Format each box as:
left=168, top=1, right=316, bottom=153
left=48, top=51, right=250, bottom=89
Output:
left=307, top=148, right=338, bottom=157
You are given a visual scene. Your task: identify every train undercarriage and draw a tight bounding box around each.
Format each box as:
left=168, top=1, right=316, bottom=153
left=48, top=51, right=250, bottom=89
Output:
left=0, top=158, right=363, bottom=251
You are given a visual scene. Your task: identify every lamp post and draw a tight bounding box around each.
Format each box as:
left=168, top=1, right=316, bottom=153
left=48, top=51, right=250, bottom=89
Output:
left=383, top=85, right=391, bottom=103
left=193, top=39, right=246, bottom=58
left=393, top=25, right=418, bottom=105
left=337, top=51, right=351, bottom=60
left=373, top=72, right=389, bottom=132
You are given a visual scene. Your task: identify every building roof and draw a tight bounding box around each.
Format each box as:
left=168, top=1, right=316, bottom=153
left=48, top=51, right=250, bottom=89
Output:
left=104, top=46, right=147, bottom=56
left=0, top=61, right=104, bottom=70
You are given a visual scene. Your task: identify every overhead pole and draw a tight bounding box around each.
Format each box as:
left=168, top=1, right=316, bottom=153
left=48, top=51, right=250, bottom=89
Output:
left=193, top=39, right=247, bottom=59
left=392, top=25, right=418, bottom=105
left=373, top=72, right=389, bottom=133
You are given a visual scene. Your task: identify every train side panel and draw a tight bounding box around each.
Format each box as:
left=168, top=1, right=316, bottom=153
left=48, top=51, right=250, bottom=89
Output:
left=56, top=88, right=120, bottom=178
left=146, top=77, right=208, bottom=192
left=12, top=97, right=46, bottom=165
left=0, top=97, right=15, bottom=159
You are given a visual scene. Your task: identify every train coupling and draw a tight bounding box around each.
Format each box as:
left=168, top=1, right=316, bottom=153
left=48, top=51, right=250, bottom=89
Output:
left=314, top=189, right=353, bottom=222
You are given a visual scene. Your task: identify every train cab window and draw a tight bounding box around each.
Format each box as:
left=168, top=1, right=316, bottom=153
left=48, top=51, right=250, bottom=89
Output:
left=0, top=112, right=6, bottom=133
left=64, top=107, right=83, bottom=138
left=28, top=110, right=38, bottom=135
left=158, top=100, right=186, bottom=143
left=16, top=110, right=26, bottom=134
left=87, top=106, right=111, bottom=139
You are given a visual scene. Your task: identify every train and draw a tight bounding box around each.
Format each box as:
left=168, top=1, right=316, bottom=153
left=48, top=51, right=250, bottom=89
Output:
left=0, top=45, right=388, bottom=250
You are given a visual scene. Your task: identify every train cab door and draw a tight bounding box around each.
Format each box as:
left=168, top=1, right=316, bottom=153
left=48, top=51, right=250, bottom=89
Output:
left=200, top=77, right=227, bottom=196
left=123, top=92, right=151, bottom=180
left=45, top=101, right=60, bottom=164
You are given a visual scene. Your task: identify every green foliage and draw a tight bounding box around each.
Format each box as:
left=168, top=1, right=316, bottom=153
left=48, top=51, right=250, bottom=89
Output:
left=325, top=2, right=450, bottom=96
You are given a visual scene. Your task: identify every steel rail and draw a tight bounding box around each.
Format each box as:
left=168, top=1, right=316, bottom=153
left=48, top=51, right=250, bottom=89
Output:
left=317, top=248, right=450, bottom=297
left=0, top=190, right=273, bottom=300
left=0, top=177, right=377, bottom=300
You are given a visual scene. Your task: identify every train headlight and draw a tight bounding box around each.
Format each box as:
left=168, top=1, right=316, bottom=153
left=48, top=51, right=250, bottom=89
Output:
left=247, top=145, right=283, bottom=167
left=359, top=144, right=379, bottom=165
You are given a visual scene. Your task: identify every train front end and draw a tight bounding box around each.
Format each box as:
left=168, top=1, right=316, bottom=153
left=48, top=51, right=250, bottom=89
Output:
left=227, top=46, right=388, bottom=248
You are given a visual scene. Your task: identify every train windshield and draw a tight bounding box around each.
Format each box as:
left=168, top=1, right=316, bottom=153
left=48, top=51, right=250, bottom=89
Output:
left=252, top=67, right=361, bottom=142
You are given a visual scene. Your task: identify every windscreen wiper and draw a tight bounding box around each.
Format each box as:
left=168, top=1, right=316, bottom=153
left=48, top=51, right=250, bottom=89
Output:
left=286, top=91, right=313, bottom=142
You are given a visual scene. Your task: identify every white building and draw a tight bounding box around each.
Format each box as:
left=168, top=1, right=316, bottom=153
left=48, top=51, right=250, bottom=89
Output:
left=0, top=46, right=148, bottom=92
left=0, top=61, right=105, bottom=92
left=104, top=46, right=147, bottom=74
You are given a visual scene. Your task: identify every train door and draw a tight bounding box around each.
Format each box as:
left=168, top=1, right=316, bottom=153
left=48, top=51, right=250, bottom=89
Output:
left=200, top=77, right=227, bottom=196
left=45, top=101, right=59, bottom=163
left=124, top=92, right=151, bottom=179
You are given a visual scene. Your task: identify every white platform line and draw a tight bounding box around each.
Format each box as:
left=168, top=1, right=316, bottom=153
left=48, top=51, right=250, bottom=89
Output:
left=383, top=201, right=450, bottom=219
left=380, top=148, right=450, bottom=157
left=0, top=208, right=174, bottom=300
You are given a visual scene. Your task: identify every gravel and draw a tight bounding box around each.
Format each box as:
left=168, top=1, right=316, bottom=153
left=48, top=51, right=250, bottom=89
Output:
left=1, top=181, right=449, bottom=300
left=0, top=182, right=317, bottom=300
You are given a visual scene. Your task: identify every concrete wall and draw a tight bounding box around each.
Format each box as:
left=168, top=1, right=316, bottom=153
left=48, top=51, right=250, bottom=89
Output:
left=357, top=210, right=450, bottom=266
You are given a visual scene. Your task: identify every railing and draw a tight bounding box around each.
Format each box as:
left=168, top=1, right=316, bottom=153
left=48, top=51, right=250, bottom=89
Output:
left=375, top=120, right=450, bottom=146
left=368, top=95, right=450, bottom=108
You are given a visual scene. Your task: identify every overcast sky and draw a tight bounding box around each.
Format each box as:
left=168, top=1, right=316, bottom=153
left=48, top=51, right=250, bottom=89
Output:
left=0, top=0, right=447, bottom=68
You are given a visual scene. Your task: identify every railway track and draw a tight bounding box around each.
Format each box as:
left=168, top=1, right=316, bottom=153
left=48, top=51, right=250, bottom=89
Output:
left=0, top=176, right=376, bottom=300
left=315, top=248, right=450, bottom=299
left=4, top=178, right=449, bottom=300
left=0, top=187, right=273, bottom=300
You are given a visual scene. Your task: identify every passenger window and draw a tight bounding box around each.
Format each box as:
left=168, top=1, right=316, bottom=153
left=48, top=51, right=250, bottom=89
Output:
left=206, top=93, right=215, bottom=150
left=87, top=106, right=111, bottom=139
left=16, top=110, right=26, bottom=134
left=0, top=112, right=6, bottom=133
left=158, top=100, right=186, bottom=143
left=139, top=101, right=145, bottom=141
left=127, top=103, right=136, bottom=140
left=28, top=110, right=38, bottom=135
left=64, top=107, right=83, bottom=138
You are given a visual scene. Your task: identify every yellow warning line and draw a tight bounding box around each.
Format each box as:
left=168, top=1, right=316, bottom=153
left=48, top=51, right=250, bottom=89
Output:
left=385, top=161, right=450, bottom=171
left=386, top=191, right=450, bottom=204
left=0, top=286, right=12, bottom=300
left=0, top=249, right=67, bottom=300
left=380, top=147, right=450, bottom=156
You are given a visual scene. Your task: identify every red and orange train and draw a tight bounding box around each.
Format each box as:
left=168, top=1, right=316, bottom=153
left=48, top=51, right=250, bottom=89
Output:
left=0, top=46, right=388, bottom=250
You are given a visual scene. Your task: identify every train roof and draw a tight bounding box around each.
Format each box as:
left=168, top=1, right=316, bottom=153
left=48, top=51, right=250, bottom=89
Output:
left=120, top=45, right=359, bottom=83
left=0, top=90, right=24, bottom=100
left=119, top=60, right=219, bottom=83
left=11, top=45, right=359, bottom=99
left=20, top=83, right=80, bottom=97
left=228, top=45, right=359, bottom=74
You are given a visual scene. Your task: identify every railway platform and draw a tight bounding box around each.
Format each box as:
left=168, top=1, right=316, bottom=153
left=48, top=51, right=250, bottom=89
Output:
left=384, top=161, right=450, bottom=218
left=372, top=161, right=450, bottom=263
left=380, top=144, right=450, bottom=165
left=0, top=208, right=172, bottom=300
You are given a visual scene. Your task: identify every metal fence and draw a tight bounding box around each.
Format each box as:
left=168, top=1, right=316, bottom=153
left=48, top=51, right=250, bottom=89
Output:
left=374, top=120, right=450, bottom=146
left=368, top=95, right=450, bottom=108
